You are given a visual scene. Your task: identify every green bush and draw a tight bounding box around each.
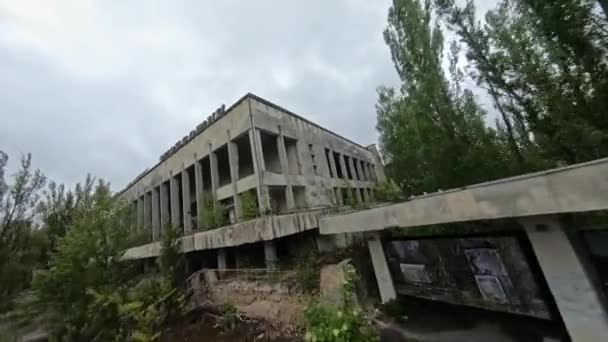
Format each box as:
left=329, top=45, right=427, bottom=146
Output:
left=303, top=262, right=377, bottom=341
left=215, top=303, right=239, bottom=332
left=373, top=180, right=402, bottom=203
left=199, top=196, right=227, bottom=230
left=240, top=190, right=259, bottom=220
left=304, top=304, right=376, bottom=342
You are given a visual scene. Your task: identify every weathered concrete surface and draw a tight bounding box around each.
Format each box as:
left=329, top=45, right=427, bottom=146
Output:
left=123, top=210, right=322, bottom=260
left=368, top=233, right=397, bottom=303
left=520, top=215, right=608, bottom=342
left=320, top=157, right=608, bottom=235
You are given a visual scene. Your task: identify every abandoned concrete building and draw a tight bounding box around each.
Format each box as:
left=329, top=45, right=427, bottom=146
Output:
left=120, top=93, right=385, bottom=268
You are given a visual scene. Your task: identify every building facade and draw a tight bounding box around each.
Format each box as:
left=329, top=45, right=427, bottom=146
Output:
left=120, top=93, right=385, bottom=241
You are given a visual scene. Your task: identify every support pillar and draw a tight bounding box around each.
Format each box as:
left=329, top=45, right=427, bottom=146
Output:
left=359, top=160, right=368, bottom=181
left=350, top=157, right=360, bottom=181
left=217, top=249, right=227, bottom=270
left=170, top=173, right=180, bottom=229
left=136, top=195, right=144, bottom=230
left=335, top=187, right=344, bottom=206
left=151, top=186, right=160, bottom=240
left=277, top=129, right=295, bottom=210
left=160, top=182, right=169, bottom=232
left=228, top=136, right=242, bottom=220
left=209, top=143, right=219, bottom=203
left=264, top=241, right=278, bottom=269
left=519, top=215, right=608, bottom=342
left=249, top=129, right=269, bottom=215
left=181, top=167, right=192, bottom=234
left=143, top=190, right=151, bottom=231
left=328, top=149, right=338, bottom=179
left=194, top=156, right=204, bottom=228
left=367, top=233, right=397, bottom=303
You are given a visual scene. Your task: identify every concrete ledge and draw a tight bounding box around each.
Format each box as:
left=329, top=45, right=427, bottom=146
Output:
left=319, top=158, right=608, bottom=235
left=123, top=210, right=322, bottom=260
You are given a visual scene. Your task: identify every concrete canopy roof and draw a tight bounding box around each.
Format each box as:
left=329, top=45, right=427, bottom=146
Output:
left=319, top=157, right=608, bottom=235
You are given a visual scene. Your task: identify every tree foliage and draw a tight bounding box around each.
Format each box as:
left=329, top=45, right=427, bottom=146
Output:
left=0, top=152, right=46, bottom=311
left=32, top=180, right=184, bottom=340
left=378, top=0, right=519, bottom=196
left=378, top=0, right=608, bottom=196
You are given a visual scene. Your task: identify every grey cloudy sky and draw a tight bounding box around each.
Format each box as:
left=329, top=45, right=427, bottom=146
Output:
left=0, top=0, right=400, bottom=190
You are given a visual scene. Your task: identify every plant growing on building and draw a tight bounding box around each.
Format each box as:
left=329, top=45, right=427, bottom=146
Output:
left=240, top=190, right=259, bottom=220
left=373, top=180, right=402, bottom=203
left=303, top=262, right=377, bottom=341
left=199, top=196, right=227, bottom=230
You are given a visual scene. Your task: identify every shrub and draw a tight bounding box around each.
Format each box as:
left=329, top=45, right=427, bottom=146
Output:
left=303, top=304, right=376, bottom=342
left=215, top=303, right=239, bottom=332
left=303, top=262, right=378, bottom=341
left=240, top=190, right=259, bottom=220
left=373, top=180, right=402, bottom=203
left=199, top=196, right=227, bottom=230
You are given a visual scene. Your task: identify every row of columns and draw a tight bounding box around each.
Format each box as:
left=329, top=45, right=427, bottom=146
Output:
left=133, top=130, right=254, bottom=237
left=327, top=148, right=377, bottom=183
left=367, top=216, right=608, bottom=342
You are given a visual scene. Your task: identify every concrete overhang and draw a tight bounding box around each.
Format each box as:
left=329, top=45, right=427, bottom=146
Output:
left=319, top=157, right=608, bottom=235
left=123, top=209, right=322, bottom=260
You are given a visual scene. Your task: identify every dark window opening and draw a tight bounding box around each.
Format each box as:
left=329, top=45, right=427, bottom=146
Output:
left=353, top=158, right=361, bottom=180
left=325, top=148, right=334, bottom=178
left=285, top=136, right=300, bottom=175
left=215, top=144, right=232, bottom=187
left=269, top=186, right=288, bottom=214
left=260, top=131, right=282, bottom=174
left=333, top=152, right=344, bottom=179
left=235, top=133, right=254, bottom=179
left=344, top=155, right=353, bottom=180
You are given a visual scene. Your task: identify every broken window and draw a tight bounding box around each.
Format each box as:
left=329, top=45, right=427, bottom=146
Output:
left=260, top=131, right=282, bottom=174
left=235, top=133, right=254, bottom=179
left=215, top=144, right=231, bottom=187
left=333, top=152, right=344, bottom=179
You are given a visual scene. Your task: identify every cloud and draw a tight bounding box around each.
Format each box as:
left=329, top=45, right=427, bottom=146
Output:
left=0, top=0, right=399, bottom=190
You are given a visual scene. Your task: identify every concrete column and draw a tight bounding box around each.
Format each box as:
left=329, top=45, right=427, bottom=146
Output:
left=170, top=173, right=180, bottom=229
left=359, top=160, right=368, bottom=181
left=339, top=153, right=349, bottom=180
left=160, top=182, right=169, bottom=231
left=361, top=187, right=369, bottom=203
left=228, top=137, right=242, bottom=220
left=355, top=160, right=365, bottom=182
left=328, top=149, right=338, bottom=179
left=349, top=157, right=360, bottom=181
left=151, top=186, right=160, bottom=240
left=368, top=233, right=397, bottom=303
left=217, top=249, right=227, bottom=270
left=209, top=143, right=219, bottom=203
left=136, top=195, right=144, bottom=230
left=264, top=241, right=278, bottom=269
left=335, top=187, right=344, bottom=206
left=250, top=129, right=270, bottom=214
left=194, top=156, right=204, bottom=227
left=143, top=191, right=151, bottom=231
left=277, top=129, right=295, bottom=210
left=519, top=215, right=608, bottom=342
left=181, top=168, right=192, bottom=234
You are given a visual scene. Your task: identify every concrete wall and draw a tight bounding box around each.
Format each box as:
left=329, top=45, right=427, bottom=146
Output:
left=249, top=95, right=384, bottom=209
left=320, top=157, right=608, bottom=235
left=384, top=236, right=552, bottom=319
